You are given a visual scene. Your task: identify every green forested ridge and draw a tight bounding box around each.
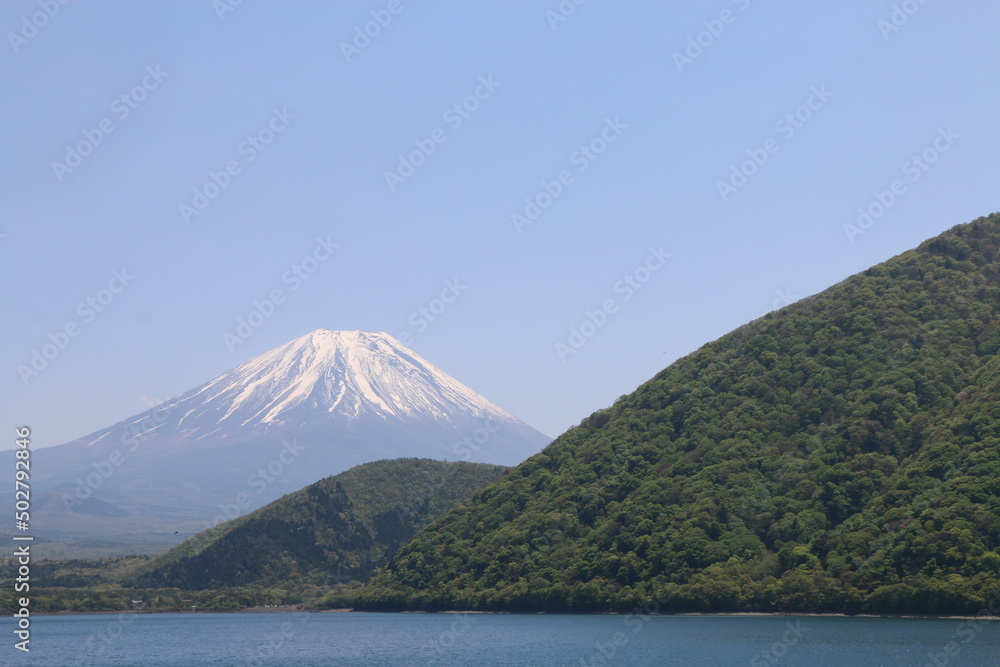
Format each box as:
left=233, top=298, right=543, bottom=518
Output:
left=335, top=213, right=1000, bottom=614
left=131, top=458, right=508, bottom=590
left=0, top=459, right=507, bottom=613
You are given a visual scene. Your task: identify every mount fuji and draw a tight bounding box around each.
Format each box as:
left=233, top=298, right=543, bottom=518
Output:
left=25, top=330, right=550, bottom=550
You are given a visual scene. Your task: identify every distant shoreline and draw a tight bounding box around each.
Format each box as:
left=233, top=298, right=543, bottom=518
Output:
left=31, top=607, right=1000, bottom=621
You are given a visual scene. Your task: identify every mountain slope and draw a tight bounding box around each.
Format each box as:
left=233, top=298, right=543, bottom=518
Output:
left=131, top=458, right=508, bottom=590
left=21, top=331, right=549, bottom=549
left=95, top=329, right=524, bottom=440
left=341, top=213, right=1000, bottom=615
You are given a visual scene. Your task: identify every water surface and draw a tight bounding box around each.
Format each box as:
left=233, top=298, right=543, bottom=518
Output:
left=5, top=612, right=1000, bottom=666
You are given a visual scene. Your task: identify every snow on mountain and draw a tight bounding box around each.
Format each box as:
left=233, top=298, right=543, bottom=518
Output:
left=23, top=330, right=551, bottom=549
left=154, top=329, right=524, bottom=437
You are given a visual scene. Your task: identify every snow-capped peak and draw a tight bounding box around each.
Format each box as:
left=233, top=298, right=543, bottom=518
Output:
left=168, top=330, right=519, bottom=436
left=31, top=329, right=552, bottom=546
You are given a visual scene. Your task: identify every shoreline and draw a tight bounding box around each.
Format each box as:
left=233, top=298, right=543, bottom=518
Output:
left=29, top=608, right=1000, bottom=621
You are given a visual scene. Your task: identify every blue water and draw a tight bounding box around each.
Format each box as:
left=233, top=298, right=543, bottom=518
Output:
left=4, top=612, right=1000, bottom=666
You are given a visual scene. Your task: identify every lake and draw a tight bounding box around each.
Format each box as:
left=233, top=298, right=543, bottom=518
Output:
left=5, top=612, right=1000, bottom=666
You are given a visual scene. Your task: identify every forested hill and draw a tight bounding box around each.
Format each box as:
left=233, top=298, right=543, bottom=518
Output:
left=131, top=459, right=508, bottom=590
left=337, top=213, right=1000, bottom=615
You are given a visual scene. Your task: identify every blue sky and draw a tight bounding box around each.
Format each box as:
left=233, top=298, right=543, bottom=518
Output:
left=2, top=1, right=998, bottom=449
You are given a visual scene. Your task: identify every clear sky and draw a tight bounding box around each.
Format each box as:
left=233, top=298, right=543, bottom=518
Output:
left=2, top=1, right=998, bottom=449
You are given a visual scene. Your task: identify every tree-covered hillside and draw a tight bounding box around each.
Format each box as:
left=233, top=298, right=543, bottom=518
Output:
left=336, top=213, right=1000, bottom=615
left=131, top=458, right=508, bottom=590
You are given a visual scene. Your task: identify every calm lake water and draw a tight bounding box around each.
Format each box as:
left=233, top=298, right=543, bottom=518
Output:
left=5, top=612, right=1000, bottom=666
